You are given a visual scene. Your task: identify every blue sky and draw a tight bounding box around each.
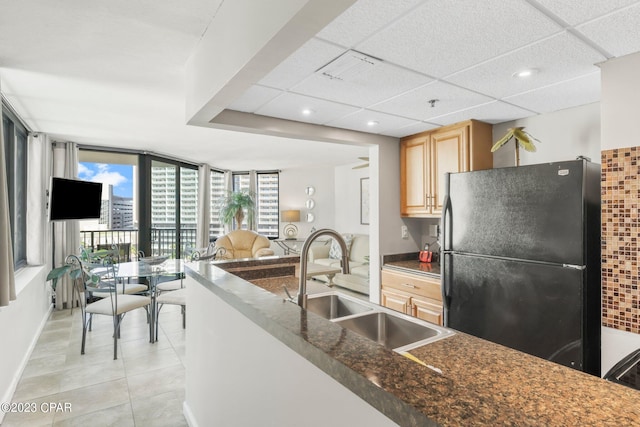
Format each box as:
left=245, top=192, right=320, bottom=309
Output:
left=78, top=162, right=133, bottom=198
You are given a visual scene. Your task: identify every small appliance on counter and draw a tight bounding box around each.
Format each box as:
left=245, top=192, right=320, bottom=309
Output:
left=419, top=242, right=440, bottom=264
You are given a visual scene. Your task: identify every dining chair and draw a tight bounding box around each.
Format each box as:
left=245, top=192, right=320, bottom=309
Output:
left=155, top=288, right=187, bottom=341
left=67, top=254, right=152, bottom=360
left=92, top=244, right=148, bottom=297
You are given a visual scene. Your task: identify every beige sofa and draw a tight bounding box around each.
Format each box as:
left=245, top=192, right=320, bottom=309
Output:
left=307, top=234, right=369, bottom=295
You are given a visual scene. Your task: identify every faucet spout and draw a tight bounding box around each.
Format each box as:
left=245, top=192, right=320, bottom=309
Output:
left=298, top=229, right=350, bottom=309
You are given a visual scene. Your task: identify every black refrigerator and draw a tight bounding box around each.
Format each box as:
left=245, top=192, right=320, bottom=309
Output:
left=441, top=159, right=601, bottom=376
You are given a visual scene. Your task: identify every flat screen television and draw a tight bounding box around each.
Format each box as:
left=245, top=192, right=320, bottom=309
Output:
left=49, top=177, right=103, bottom=221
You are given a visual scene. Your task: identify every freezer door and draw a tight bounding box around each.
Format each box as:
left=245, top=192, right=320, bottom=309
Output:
left=444, top=253, right=584, bottom=370
left=447, top=160, right=588, bottom=265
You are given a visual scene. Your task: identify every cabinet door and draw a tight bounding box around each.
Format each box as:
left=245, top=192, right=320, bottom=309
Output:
left=411, top=296, right=443, bottom=326
left=381, top=288, right=411, bottom=315
left=400, top=137, right=429, bottom=216
left=430, top=125, right=469, bottom=215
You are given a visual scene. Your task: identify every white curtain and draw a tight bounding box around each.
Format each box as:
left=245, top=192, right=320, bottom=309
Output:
left=196, top=164, right=211, bottom=249
left=0, top=93, right=16, bottom=307
left=52, top=141, right=79, bottom=309
left=249, top=170, right=257, bottom=231
left=26, top=134, right=50, bottom=265
left=223, top=171, right=233, bottom=234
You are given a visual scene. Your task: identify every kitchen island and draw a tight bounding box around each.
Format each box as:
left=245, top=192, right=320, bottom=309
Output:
left=184, top=261, right=640, bottom=426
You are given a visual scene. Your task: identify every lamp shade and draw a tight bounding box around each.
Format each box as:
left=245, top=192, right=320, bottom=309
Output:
left=281, top=210, right=301, bottom=222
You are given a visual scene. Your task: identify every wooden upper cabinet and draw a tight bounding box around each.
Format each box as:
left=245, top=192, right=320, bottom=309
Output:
left=400, top=120, right=493, bottom=218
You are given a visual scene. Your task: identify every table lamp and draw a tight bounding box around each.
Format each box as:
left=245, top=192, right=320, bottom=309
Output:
left=281, top=209, right=301, bottom=239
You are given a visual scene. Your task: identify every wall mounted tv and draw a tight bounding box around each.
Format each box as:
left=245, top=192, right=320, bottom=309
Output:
left=49, top=177, right=103, bottom=221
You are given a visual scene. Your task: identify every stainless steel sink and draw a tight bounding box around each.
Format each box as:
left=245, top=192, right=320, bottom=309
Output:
left=306, top=293, right=373, bottom=320
left=335, top=312, right=442, bottom=350
left=303, top=291, right=454, bottom=352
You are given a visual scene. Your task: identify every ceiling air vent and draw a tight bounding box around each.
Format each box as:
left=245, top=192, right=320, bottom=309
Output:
left=315, top=50, right=381, bottom=81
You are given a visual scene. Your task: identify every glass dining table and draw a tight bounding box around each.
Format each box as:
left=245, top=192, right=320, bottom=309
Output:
left=111, top=259, right=184, bottom=343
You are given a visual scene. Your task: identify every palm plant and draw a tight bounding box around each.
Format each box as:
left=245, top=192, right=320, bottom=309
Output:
left=218, top=190, right=256, bottom=230
left=491, top=127, right=540, bottom=166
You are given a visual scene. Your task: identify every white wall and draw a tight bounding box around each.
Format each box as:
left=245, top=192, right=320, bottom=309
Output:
left=334, top=163, right=369, bottom=234
left=492, top=102, right=601, bottom=167
left=0, top=267, right=52, bottom=424
left=279, top=166, right=335, bottom=238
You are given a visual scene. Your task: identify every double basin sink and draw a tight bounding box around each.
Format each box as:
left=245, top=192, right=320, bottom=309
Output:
left=305, top=292, right=454, bottom=353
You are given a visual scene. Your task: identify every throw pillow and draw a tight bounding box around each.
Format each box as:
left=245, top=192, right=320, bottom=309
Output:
left=328, top=234, right=353, bottom=260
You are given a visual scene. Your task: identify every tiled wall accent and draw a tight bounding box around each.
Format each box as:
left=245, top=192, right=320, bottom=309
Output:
left=602, top=147, right=640, bottom=333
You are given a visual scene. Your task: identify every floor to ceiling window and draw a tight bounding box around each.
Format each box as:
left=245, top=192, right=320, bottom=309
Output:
left=2, top=106, right=27, bottom=269
left=149, top=158, right=198, bottom=258
left=231, top=171, right=279, bottom=238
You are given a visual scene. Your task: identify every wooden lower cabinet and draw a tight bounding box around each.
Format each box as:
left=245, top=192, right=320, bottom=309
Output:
left=380, top=269, right=443, bottom=326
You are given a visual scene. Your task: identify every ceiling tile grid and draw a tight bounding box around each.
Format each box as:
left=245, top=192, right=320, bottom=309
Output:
left=316, top=0, right=424, bottom=48
left=576, top=3, right=640, bottom=57
left=227, top=85, right=282, bottom=113
left=370, top=80, right=493, bottom=121
left=504, top=71, right=601, bottom=114
left=429, top=100, right=536, bottom=127
left=355, top=0, right=562, bottom=79
left=254, top=92, right=360, bottom=125
left=257, top=38, right=345, bottom=90
left=532, top=0, right=640, bottom=26
left=325, top=108, right=421, bottom=134
left=290, top=59, right=432, bottom=107
left=380, top=121, right=441, bottom=138
left=444, top=31, right=606, bottom=99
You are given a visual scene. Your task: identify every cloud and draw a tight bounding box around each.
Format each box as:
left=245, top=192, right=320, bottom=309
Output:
left=78, top=163, right=94, bottom=179
left=91, top=170, right=128, bottom=188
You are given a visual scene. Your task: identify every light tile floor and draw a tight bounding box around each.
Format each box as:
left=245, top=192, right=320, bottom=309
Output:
left=3, top=278, right=366, bottom=427
left=2, top=303, right=187, bottom=427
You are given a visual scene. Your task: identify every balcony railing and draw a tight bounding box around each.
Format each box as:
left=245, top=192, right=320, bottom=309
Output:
left=80, top=227, right=207, bottom=260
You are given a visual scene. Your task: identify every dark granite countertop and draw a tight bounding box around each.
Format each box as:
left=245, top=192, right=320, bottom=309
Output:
left=186, top=262, right=640, bottom=426
left=383, top=260, right=441, bottom=278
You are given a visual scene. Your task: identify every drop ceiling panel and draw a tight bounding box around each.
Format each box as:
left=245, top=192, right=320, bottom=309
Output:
left=577, top=4, right=640, bottom=57
left=326, top=109, right=420, bottom=134
left=504, top=72, right=601, bottom=114
left=371, top=80, right=493, bottom=121
left=255, top=92, right=360, bottom=125
left=431, top=101, right=535, bottom=126
left=445, top=32, right=605, bottom=99
left=291, top=59, right=432, bottom=107
left=258, top=38, right=345, bottom=90
left=381, top=121, right=441, bottom=138
left=227, top=85, right=282, bottom=113
left=316, top=0, right=424, bottom=47
left=356, top=0, right=562, bottom=78
left=534, top=0, right=640, bottom=25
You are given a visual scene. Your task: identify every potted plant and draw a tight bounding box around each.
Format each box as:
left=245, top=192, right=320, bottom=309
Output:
left=491, top=127, right=540, bottom=166
left=218, top=190, right=256, bottom=230
left=45, top=248, right=110, bottom=292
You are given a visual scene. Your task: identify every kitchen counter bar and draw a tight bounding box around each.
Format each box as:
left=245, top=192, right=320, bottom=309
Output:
left=185, top=261, right=640, bottom=426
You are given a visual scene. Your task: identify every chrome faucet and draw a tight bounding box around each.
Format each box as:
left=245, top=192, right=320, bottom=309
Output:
left=298, top=229, right=350, bottom=309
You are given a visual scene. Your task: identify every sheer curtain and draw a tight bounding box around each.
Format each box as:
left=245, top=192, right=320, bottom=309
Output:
left=196, top=164, right=211, bottom=250
left=223, top=171, right=233, bottom=234
left=249, top=170, right=257, bottom=231
left=0, top=94, right=16, bottom=307
left=27, top=134, right=50, bottom=265
left=52, top=141, right=79, bottom=309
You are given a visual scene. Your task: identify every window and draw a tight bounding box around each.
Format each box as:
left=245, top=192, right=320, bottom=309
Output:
left=2, top=107, right=28, bottom=269
left=209, top=170, right=225, bottom=240
left=231, top=171, right=279, bottom=238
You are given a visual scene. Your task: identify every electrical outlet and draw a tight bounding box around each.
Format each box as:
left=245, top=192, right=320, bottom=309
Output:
left=401, top=225, right=408, bottom=239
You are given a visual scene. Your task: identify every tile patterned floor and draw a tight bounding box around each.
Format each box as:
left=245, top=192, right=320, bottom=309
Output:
left=2, top=303, right=187, bottom=427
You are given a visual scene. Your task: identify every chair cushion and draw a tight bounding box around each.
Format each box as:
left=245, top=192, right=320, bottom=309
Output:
left=157, top=279, right=183, bottom=292
left=328, top=234, right=353, bottom=259
left=157, top=288, right=187, bottom=306
left=86, top=294, right=151, bottom=315
left=92, top=283, right=148, bottom=298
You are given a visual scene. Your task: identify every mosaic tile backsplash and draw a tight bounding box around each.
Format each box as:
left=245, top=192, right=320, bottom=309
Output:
left=602, top=147, right=640, bottom=334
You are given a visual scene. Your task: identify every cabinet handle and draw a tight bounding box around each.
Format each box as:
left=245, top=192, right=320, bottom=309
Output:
left=401, top=283, right=417, bottom=289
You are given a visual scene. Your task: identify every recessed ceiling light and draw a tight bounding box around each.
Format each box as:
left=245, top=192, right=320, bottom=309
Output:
left=513, top=68, right=539, bottom=78
left=301, top=108, right=315, bottom=116
left=367, top=120, right=379, bottom=126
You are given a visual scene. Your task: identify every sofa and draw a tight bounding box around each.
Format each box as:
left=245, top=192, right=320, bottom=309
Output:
left=307, top=233, right=369, bottom=295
